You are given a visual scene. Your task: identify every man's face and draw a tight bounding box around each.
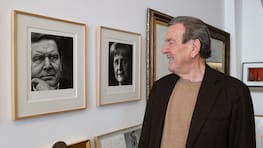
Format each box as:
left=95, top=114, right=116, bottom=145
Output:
left=161, top=23, right=194, bottom=74
left=31, top=39, right=62, bottom=87
left=113, top=49, right=129, bottom=84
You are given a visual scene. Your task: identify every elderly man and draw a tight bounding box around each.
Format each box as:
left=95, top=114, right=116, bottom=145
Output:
left=138, top=16, right=255, bottom=148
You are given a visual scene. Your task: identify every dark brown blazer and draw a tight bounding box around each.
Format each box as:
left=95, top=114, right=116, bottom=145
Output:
left=138, top=65, right=256, bottom=148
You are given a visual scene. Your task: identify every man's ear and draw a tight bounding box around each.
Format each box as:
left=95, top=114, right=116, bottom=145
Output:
left=191, top=39, right=201, bottom=58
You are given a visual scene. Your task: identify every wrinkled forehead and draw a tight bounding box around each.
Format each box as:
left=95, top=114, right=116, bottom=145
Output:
left=167, top=23, right=185, bottom=34
left=166, top=24, right=185, bottom=40
left=31, top=39, right=59, bottom=53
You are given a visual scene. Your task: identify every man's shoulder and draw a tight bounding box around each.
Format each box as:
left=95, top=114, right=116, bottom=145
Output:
left=207, top=66, right=248, bottom=90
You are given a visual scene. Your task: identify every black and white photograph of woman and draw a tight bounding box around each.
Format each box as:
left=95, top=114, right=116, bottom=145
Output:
left=108, top=42, right=133, bottom=86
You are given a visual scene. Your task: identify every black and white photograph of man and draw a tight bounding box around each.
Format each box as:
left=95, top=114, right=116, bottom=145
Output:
left=31, top=32, right=73, bottom=91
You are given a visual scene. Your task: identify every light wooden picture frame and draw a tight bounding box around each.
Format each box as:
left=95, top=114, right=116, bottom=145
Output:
left=96, top=26, right=141, bottom=106
left=95, top=125, right=142, bottom=148
left=11, top=10, right=86, bottom=119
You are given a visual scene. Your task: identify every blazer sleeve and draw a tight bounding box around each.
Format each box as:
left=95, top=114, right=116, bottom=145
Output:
left=228, top=83, right=256, bottom=148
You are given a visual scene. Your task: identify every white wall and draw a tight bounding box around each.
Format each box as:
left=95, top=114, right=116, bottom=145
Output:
left=241, top=1, right=263, bottom=146
left=240, top=0, right=263, bottom=116
left=0, top=0, right=224, bottom=147
left=225, top=0, right=263, bottom=116
left=225, top=0, right=263, bottom=147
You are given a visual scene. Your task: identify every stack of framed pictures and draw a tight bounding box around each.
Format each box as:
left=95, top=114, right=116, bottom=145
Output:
left=95, top=125, right=141, bottom=148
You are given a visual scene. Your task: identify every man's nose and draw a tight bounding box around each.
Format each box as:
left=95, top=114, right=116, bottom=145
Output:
left=43, top=57, right=52, bottom=69
left=161, top=44, right=169, bottom=54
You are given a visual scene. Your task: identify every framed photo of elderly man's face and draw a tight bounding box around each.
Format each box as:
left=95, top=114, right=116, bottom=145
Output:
left=11, top=10, right=86, bottom=119
left=96, top=26, right=141, bottom=106
left=31, top=32, right=74, bottom=91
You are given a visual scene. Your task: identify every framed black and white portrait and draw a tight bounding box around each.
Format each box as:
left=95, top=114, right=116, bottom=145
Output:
left=11, top=10, right=86, bottom=119
left=96, top=26, right=141, bottom=106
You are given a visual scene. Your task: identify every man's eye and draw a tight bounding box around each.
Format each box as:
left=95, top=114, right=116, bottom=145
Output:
left=32, top=55, right=44, bottom=63
left=168, top=40, right=175, bottom=45
left=50, top=55, right=59, bottom=61
left=165, top=39, right=175, bottom=46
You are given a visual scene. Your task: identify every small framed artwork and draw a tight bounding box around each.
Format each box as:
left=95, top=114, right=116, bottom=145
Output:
left=95, top=124, right=142, bottom=148
left=242, top=62, right=263, bottom=87
left=96, top=26, right=142, bottom=106
left=11, top=10, right=86, bottom=119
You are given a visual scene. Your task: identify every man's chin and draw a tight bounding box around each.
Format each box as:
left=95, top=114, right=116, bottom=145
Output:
left=168, top=66, right=176, bottom=73
left=42, top=79, right=58, bottom=87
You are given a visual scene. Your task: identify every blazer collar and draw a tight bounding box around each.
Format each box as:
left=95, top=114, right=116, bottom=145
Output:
left=186, top=64, right=222, bottom=148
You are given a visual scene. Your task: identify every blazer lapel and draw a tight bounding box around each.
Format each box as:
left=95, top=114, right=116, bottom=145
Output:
left=186, top=65, right=222, bottom=148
